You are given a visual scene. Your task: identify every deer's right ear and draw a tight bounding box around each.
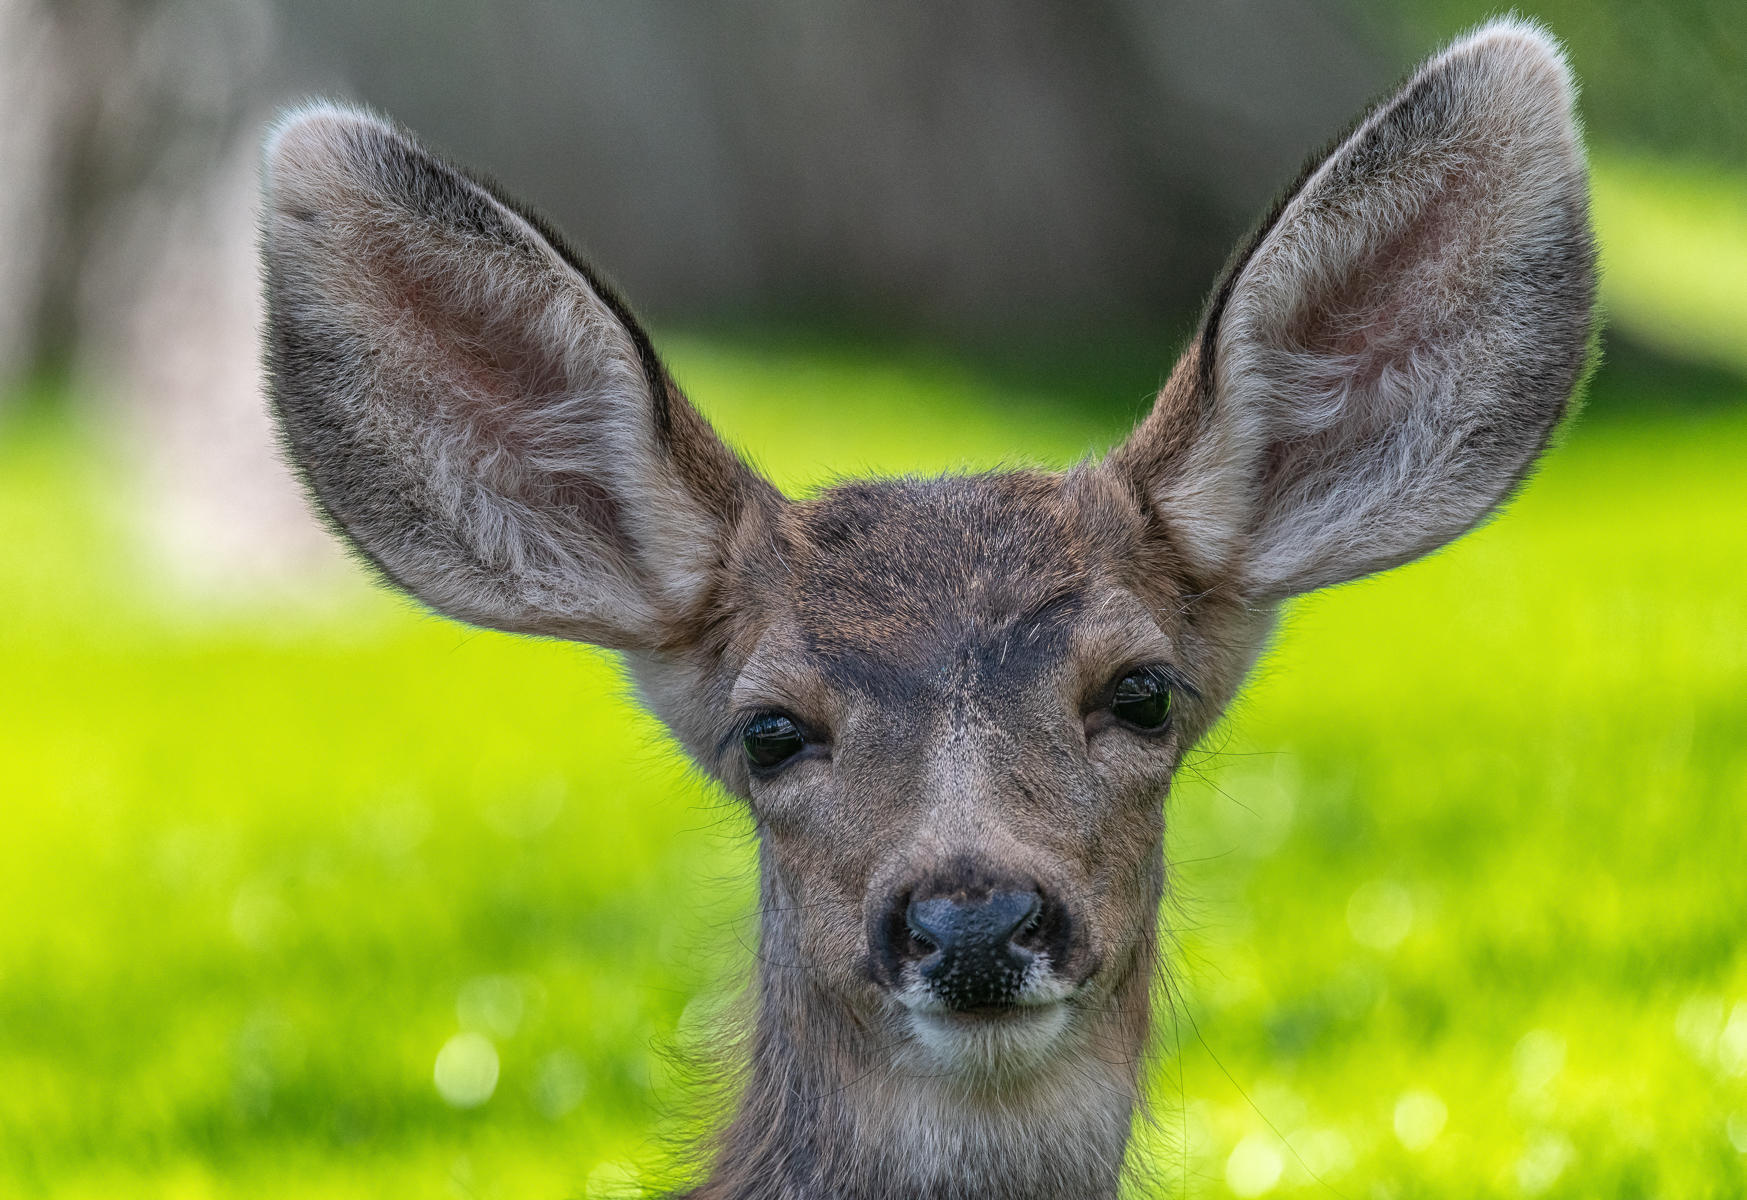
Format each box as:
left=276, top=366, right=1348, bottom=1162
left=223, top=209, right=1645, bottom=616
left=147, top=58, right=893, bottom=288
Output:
left=262, top=105, right=779, bottom=650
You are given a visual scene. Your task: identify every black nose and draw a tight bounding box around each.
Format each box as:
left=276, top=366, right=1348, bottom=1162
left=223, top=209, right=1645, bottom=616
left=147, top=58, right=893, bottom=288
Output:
left=880, top=885, right=1060, bottom=1011
left=908, top=890, right=1038, bottom=1009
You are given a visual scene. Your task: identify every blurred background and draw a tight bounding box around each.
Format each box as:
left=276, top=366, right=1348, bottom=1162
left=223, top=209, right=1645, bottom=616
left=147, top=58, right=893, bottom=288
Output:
left=1, top=2, right=1742, bottom=1197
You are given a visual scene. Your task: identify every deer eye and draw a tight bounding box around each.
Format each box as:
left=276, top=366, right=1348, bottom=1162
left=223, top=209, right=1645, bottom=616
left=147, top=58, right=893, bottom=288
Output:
left=743, top=713, right=807, bottom=770
left=1110, top=667, right=1173, bottom=732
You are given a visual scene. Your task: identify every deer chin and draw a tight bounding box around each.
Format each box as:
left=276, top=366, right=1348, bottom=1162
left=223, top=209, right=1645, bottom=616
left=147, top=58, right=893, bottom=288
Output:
left=896, top=971, right=1080, bottom=1083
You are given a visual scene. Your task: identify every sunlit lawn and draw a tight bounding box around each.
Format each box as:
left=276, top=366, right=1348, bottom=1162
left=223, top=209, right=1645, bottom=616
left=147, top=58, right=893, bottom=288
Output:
left=1, top=329, right=1744, bottom=1198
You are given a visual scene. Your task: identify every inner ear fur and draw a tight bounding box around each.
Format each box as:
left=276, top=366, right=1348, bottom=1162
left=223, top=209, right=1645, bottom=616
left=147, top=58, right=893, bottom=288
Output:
left=261, top=105, right=779, bottom=649
left=1111, top=19, right=1597, bottom=603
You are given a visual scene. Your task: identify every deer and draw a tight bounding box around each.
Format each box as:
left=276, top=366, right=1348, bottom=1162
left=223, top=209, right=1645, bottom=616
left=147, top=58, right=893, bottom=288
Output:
left=259, top=18, right=1595, bottom=1199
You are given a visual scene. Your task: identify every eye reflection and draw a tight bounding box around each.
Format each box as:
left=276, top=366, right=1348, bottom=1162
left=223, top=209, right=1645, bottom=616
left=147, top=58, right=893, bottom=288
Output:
left=1110, top=668, right=1173, bottom=731
left=742, top=713, right=807, bottom=770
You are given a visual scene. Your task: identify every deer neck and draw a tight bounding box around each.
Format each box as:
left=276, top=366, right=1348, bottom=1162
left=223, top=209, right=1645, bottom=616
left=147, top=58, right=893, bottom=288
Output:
left=685, top=875, right=1152, bottom=1200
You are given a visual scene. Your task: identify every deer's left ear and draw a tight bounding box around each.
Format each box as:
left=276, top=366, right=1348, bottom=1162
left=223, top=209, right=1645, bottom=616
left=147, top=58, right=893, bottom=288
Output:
left=1109, top=19, right=1597, bottom=603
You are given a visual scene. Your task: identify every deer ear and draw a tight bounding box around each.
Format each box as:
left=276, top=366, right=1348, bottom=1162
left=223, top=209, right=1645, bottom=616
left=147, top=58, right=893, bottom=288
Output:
left=1110, top=20, right=1596, bottom=603
left=262, top=105, right=777, bottom=649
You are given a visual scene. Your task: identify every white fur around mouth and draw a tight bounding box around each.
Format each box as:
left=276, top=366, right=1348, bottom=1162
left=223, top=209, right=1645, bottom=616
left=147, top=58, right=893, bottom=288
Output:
left=904, top=1000, right=1073, bottom=1079
left=897, top=965, right=1079, bottom=1079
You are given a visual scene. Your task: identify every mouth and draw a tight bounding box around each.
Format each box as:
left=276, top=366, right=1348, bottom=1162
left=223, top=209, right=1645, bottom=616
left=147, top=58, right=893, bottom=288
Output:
left=897, top=982, right=1078, bottom=1079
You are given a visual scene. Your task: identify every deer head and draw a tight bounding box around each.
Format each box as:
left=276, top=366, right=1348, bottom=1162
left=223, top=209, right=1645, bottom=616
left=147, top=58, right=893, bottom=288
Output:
left=261, top=20, right=1594, bottom=1199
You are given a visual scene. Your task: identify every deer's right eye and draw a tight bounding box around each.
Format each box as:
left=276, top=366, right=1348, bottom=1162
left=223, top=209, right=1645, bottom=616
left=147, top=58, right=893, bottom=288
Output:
left=743, top=713, right=807, bottom=771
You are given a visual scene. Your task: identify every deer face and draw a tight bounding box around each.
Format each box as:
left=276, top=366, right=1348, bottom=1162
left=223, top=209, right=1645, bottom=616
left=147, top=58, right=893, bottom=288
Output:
left=632, top=469, right=1266, bottom=1080
left=261, top=21, right=1593, bottom=1098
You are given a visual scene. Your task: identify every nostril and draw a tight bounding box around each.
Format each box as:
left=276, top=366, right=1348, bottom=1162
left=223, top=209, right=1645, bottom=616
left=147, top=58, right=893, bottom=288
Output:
left=992, top=890, right=1040, bottom=949
left=1011, top=901, right=1044, bottom=951
left=904, top=896, right=957, bottom=957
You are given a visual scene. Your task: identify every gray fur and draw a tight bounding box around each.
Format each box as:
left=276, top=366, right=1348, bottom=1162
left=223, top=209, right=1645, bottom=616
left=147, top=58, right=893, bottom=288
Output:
left=260, top=20, right=1595, bottom=1199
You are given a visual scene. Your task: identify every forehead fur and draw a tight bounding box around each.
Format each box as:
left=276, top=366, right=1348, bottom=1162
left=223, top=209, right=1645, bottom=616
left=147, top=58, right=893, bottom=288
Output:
left=771, top=470, right=1140, bottom=668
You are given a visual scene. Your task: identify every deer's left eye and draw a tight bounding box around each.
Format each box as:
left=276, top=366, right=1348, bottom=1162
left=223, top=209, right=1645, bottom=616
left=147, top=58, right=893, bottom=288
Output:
left=743, top=713, right=807, bottom=770
left=1110, top=668, right=1173, bottom=732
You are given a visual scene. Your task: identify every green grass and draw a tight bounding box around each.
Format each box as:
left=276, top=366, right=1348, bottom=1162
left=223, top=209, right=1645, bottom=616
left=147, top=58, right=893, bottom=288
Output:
left=2, top=332, right=1745, bottom=1200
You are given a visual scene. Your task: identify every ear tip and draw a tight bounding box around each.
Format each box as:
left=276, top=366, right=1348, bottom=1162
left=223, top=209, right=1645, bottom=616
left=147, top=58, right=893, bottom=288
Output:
left=1418, top=17, right=1586, bottom=170
left=1435, top=17, right=1578, bottom=105
left=1444, top=15, right=1568, bottom=62
left=262, top=101, right=400, bottom=205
